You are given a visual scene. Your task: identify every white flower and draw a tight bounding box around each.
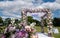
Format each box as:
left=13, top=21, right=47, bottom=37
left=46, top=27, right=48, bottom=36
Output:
left=30, top=22, right=36, bottom=28
left=25, top=26, right=31, bottom=32
left=9, top=26, right=16, bottom=32
left=25, top=26, right=31, bottom=29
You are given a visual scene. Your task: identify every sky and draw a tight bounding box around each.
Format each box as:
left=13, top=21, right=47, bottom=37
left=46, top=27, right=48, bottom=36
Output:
left=0, top=0, right=60, bottom=21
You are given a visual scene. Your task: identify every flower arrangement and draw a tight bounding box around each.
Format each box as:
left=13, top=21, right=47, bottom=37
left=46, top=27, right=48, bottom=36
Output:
left=3, top=22, right=36, bottom=38
left=15, top=25, right=36, bottom=38
left=25, top=26, right=36, bottom=38
left=25, top=26, right=36, bottom=33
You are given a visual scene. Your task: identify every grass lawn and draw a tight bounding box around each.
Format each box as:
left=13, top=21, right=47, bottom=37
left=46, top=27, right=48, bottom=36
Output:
left=34, top=26, right=60, bottom=38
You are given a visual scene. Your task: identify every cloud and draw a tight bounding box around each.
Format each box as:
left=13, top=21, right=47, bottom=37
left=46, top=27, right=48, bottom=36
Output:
left=0, top=0, right=34, bottom=18
left=34, top=0, right=60, bottom=10
left=55, top=0, right=60, bottom=3
left=0, top=1, right=34, bottom=8
left=32, top=0, right=43, bottom=6
left=41, top=2, right=60, bottom=10
left=0, top=0, right=44, bottom=19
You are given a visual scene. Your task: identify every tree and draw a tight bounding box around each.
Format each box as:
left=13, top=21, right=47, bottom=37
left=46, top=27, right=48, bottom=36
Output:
left=14, top=19, right=21, bottom=25
left=0, top=17, right=3, bottom=26
left=33, top=19, right=41, bottom=26
left=0, top=17, right=3, bottom=23
left=27, top=16, right=33, bottom=23
left=4, top=18, right=11, bottom=25
left=53, top=17, right=60, bottom=26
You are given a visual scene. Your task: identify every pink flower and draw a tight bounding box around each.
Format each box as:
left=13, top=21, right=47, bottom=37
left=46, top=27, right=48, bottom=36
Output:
left=2, top=35, right=5, bottom=38
left=25, top=26, right=31, bottom=32
left=25, top=26, right=36, bottom=33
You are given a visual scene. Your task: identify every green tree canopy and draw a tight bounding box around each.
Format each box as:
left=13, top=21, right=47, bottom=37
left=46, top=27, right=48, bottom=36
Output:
left=0, top=17, right=3, bottom=23
left=0, top=17, right=3, bottom=26
left=53, top=17, right=60, bottom=26
left=4, top=18, right=11, bottom=25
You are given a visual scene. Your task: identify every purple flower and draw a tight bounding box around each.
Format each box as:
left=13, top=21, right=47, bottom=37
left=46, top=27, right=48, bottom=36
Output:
left=19, top=30, right=27, bottom=37
left=16, top=29, right=19, bottom=33
left=15, top=30, right=28, bottom=38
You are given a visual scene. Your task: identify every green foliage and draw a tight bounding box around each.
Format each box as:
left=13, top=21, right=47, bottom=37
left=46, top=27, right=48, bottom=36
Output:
left=27, top=16, right=33, bottom=23
left=14, top=19, right=21, bottom=24
left=4, top=18, right=11, bottom=25
left=0, top=26, right=6, bottom=33
left=0, top=17, right=3, bottom=26
left=0, top=17, right=3, bottom=23
left=43, top=19, right=47, bottom=26
left=33, top=19, right=40, bottom=26
left=53, top=17, right=60, bottom=26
